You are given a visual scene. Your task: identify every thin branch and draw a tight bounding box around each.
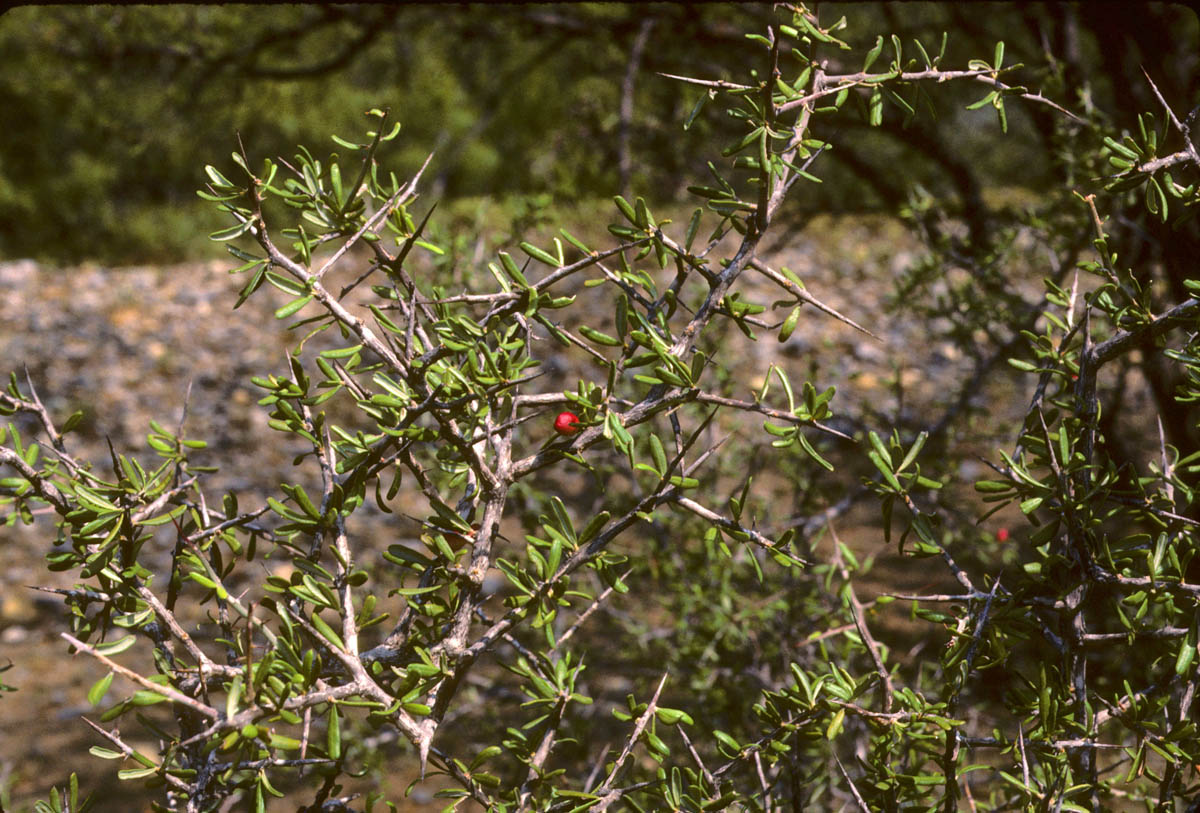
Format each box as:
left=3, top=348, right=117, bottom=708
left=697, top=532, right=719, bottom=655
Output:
left=63, top=633, right=218, bottom=720
left=835, top=753, right=872, bottom=813
left=549, top=571, right=630, bottom=654
left=675, top=495, right=809, bottom=563
left=771, top=67, right=1081, bottom=123
left=618, top=18, right=655, bottom=197
left=0, top=447, right=69, bottom=512
left=828, top=522, right=893, bottom=712
left=1089, top=297, right=1200, bottom=367
left=81, top=717, right=192, bottom=793
left=691, top=390, right=851, bottom=439
left=313, top=154, right=433, bottom=282
left=656, top=72, right=753, bottom=91
left=747, top=257, right=881, bottom=340
left=591, top=673, right=669, bottom=809
left=1141, top=66, right=1200, bottom=166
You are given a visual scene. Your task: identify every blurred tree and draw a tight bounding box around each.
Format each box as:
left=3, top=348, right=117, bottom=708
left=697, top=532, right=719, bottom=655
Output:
left=0, top=3, right=1195, bottom=267
left=0, top=4, right=751, bottom=263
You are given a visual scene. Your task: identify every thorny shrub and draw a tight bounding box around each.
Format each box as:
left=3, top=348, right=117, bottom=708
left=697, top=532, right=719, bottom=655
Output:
left=4, top=5, right=1200, bottom=811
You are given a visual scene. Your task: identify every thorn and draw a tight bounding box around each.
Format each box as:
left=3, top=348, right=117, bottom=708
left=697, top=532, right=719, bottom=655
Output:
left=416, top=718, right=437, bottom=780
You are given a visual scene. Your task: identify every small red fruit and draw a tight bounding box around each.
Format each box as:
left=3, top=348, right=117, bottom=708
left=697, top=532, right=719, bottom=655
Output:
left=554, top=411, right=581, bottom=436
left=996, top=527, right=1010, bottom=542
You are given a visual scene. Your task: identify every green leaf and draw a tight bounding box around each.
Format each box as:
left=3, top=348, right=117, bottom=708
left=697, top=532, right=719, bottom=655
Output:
left=1176, top=622, right=1198, bottom=676
left=867, top=431, right=892, bottom=463
left=88, top=672, right=114, bottom=706
left=89, top=746, right=124, bottom=760
left=578, top=325, right=623, bottom=347
left=825, top=707, right=846, bottom=739
left=896, top=431, right=927, bottom=473
left=1104, top=136, right=1139, bottom=161
left=269, top=733, right=302, bottom=750
left=862, top=35, right=885, bottom=72
left=778, top=305, right=801, bottom=342
left=310, top=611, right=345, bottom=651
left=578, top=511, right=610, bottom=545
left=95, top=635, right=136, bottom=657
left=1019, top=497, right=1043, bottom=515
left=648, top=434, right=668, bottom=475
left=685, top=89, right=714, bottom=131
left=326, top=704, right=342, bottom=758
left=520, top=241, right=562, bottom=267
left=966, top=90, right=999, bottom=111
left=868, top=451, right=902, bottom=491
left=209, top=219, right=253, bottom=242
left=798, top=432, right=834, bottom=472
left=712, top=729, right=741, bottom=754
left=287, top=484, right=322, bottom=519
left=205, top=165, right=235, bottom=187
left=868, top=88, right=883, bottom=126
left=226, top=675, right=242, bottom=720
left=613, top=195, right=638, bottom=226
left=560, top=228, right=591, bottom=254
left=62, top=410, right=85, bottom=434
left=684, top=208, right=702, bottom=252
left=498, top=251, right=530, bottom=287
left=655, top=707, right=694, bottom=726
left=274, top=295, right=313, bottom=319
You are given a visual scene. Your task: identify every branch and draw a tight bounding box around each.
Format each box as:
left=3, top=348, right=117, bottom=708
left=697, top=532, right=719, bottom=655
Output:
left=675, top=495, right=808, bottom=564
left=1088, top=297, right=1200, bottom=367
left=656, top=72, right=753, bottom=91
left=828, top=523, right=893, bottom=712
left=747, top=257, right=881, bottom=340
left=62, top=633, right=218, bottom=720
left=313, top=154, right=433, bottom=282
left=835, top=753, right=872, bottom=813
left=1141, top=66, right=1200, bottom=167
left=691, top=390, right=851, bottom=440
left=773, top=67, right=1081, bottom=123
left=81, top=717, right=192, bottom=793
left=0, top=447, right=70, bottom=512
left=590, top=673, right=668, bottom=809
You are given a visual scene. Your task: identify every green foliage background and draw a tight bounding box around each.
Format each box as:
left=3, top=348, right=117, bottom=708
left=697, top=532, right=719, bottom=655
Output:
left=3, top=3, right=1194, bottom=266
left=0, top=4, right=729, bottom=263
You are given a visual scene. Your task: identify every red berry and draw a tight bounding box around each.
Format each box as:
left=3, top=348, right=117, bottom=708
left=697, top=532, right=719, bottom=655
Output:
left=554, top=411, right=580, bottom=436
left=996, top=527, right=1010, bottom=542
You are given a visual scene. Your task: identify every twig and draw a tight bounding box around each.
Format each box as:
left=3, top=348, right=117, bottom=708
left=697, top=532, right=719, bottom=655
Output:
left=590, top=673, right=669, bottom=810
left=62, top=633, right=218, bottom=720
left=675, top=495, right=809, bottom=564
left=313, top=153, right=433, bottom=282
left=81, top=717, right=192, bottom=793
left=549, top=571, right=629, bottom=654
left=828, top=522, right=893, bottom=712
left=692, top=390, right=852, bottom=440
left=747, top=257, right=881, bottom=340
left=677, top=725, right=717, bottom=788
left=0, top=446, right=70, bottom=512
left=656, top=72, right=753, bottom=91
left=835, top=753, right=872, bottom=813
left=1141, top=67, right=1200, bottom=166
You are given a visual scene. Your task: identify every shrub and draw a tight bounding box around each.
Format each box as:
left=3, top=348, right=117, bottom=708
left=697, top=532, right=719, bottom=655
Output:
left=4, top=5, right=1200, bottom=811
